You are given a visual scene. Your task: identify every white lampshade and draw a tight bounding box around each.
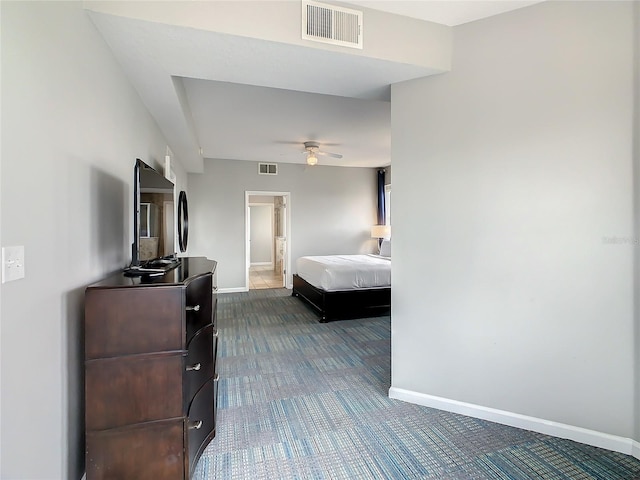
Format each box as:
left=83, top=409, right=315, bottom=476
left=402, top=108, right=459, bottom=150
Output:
left=371, top=225, right=390, bottom=239
left=307, top=154, right=318, bottom=166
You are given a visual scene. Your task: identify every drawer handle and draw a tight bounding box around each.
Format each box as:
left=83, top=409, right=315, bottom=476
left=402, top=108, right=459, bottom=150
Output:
left=213, top=373, right=220, bottom=382
left=186, top=363, right=201, bottom=372
left=186, top=305, right=200, bottom=312
left=189, top=420, right=203, bottom=430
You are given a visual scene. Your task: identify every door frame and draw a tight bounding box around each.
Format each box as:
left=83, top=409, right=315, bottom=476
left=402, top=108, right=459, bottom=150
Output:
left=245, top=191, right=292, bottom=290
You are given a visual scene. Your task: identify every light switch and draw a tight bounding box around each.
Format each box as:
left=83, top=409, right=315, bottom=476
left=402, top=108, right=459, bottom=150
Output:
left=2, top=246, right=25, bottom=283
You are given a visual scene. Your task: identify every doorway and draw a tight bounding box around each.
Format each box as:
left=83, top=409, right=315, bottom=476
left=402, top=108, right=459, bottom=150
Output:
left=245, top=191, right=291, bottom=291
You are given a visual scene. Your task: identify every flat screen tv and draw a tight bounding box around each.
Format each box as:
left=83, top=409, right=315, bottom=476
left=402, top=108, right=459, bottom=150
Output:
left=126, top=158, right=180, bottom=274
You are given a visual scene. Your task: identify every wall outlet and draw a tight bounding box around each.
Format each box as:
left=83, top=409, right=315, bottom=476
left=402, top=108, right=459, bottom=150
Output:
left=2, top=246, right=25, bottom=283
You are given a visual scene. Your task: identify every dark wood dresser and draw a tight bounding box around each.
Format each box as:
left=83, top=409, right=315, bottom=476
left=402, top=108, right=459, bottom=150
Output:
left=84, top=257, right=218, bottom=480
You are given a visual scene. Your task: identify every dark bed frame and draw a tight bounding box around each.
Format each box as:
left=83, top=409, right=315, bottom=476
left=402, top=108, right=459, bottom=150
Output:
left=292, top=274, right=391, bottom=323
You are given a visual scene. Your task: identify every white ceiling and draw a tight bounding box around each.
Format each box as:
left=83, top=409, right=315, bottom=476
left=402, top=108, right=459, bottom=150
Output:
left=88, top=1, right=543, bottom=172
left=184, top=78, right=392, bottom=167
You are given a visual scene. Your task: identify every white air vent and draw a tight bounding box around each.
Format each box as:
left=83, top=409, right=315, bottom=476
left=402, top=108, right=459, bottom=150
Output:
left=258, top=163, right=278, bottom=175
left=302, top=1, right=363, bottom=49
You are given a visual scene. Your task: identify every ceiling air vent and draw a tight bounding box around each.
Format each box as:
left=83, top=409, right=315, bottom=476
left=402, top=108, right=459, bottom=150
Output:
left=258, top=163, right=278, bottom=175
left=302, top=1, right=363, bottom=49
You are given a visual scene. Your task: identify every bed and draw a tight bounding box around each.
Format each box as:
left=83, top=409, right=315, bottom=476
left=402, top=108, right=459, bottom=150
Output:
left=292, top=241, right=391, bottom=322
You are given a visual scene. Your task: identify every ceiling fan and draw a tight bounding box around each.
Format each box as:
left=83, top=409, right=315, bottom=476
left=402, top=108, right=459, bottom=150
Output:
left=302, top=141, right=343, bottom=166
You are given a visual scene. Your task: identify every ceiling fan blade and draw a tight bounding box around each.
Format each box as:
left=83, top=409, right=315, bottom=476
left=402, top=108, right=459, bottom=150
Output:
left=275, top=140, right=307, bottom=145
left=317, top=151, right=343, bottom=159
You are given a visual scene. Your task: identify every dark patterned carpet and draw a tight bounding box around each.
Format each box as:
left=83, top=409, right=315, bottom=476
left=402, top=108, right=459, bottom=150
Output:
left=193, top=288, right=640, bottom=479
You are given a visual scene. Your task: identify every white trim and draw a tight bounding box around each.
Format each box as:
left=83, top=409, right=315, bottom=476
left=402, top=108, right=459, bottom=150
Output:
left=250, top=262, right=273, bottom=267
left=163, top=150, right=178, bottom=251
left=164, top=150, right=176, bottom=183
left=633, top=440, right=640, bottom=460
left=388, top=387, right=640, bottom=459
left=218, top=287, right=249, bottom=294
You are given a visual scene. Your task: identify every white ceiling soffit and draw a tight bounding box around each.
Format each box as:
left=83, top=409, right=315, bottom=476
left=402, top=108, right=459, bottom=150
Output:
left=86, top=10, right=440, bottom=172
left=345, top=1, right=545, bottom=27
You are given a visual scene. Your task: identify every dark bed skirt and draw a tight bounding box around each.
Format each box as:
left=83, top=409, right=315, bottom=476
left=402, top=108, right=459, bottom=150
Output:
left=292, top=274, right=390, bottom=323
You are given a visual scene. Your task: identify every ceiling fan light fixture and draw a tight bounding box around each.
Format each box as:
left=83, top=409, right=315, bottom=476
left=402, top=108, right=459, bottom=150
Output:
left=299, top=141, right=342, bottom=165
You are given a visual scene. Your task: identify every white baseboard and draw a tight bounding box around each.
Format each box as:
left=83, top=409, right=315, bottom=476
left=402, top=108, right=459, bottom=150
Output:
left=389, top=387, right=640, bottom=460
left=217, top=287, right=249, bottom=294
left=218, top=286, right=291, bottom=293
left=633, top=439, right=640, bottom=459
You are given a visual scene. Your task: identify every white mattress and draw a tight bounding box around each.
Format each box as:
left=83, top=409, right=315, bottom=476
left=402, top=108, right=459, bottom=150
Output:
left=296, top=254, right=391, bottom=292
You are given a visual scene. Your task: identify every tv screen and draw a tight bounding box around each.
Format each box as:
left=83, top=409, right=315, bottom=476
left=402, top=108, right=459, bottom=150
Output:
left=129, top=158, right=177, bottom=272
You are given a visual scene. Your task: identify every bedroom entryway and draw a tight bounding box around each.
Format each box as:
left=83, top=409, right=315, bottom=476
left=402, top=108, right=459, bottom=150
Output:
left=245, top=191, right=292, bottom=291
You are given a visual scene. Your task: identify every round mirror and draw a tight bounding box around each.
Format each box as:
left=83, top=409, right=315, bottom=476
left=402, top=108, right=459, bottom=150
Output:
left=178, top=190, right=189, bottom=252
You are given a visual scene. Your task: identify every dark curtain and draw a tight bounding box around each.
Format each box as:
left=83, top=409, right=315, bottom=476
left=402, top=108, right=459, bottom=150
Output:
left=377, top=169, right=386, bottom=225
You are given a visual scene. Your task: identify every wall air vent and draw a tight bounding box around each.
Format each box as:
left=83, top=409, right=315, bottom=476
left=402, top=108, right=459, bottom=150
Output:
left=302, top=1, right=363, bottom=49
left=258, top=163, right=278, bottom=175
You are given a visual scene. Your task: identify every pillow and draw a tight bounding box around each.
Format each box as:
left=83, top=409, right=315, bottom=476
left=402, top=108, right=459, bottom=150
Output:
left=379, top=239, right=391, bottom=257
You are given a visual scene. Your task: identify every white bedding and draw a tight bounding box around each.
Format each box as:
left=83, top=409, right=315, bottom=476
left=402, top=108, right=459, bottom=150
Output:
left=296, top=254, right=391, bottom=292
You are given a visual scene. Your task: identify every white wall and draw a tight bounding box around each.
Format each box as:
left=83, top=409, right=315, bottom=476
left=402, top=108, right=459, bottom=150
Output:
left=188, top=159, right=378, bottom=289
left=391, top=0, right=637, bottom=450
left=0, top=2, right=185, bottom=478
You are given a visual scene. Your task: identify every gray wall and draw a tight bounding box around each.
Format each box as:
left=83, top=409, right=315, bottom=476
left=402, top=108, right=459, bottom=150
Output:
left=188, top=159, right=379, bottom=290
left=0, top=3, right=186, bottom=478
left=391, top=0, right=637, bottom=442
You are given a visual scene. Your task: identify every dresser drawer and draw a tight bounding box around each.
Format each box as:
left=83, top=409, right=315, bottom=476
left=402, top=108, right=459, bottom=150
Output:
left=85, top=287, right=183, bottom=359
left=184, top=325, right=217, bottom=409
left=186, top=376, right=218, bottom=477
left=86, top=353, right=183, bottom=431
left=86, top=418, right=184, bottom=480
left=185, top=274, right=213, bottom=344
